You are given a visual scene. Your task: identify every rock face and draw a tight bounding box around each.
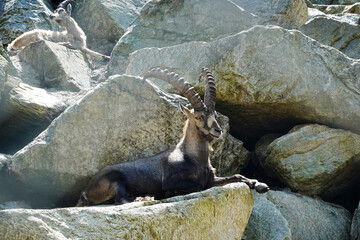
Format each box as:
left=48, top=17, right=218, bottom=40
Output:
left=243, top=190, right=352, bottom=240
left=17, top=40, right=92, bottom=91
left=109, top=0, right=309, bottom=75
left=301, top=16, right=360, bottom=59
left=352, top=202, right=360, bottom=240
left=232, top=0, right=308, bottom=29
left=310, top=0, right=360, bottom=4
left=0, top=183, right=253, bottom=240
left=0, top=0, right=56, bottom=47
left=72, top=0, right=147, bottom=55
left=109, top=0, right=260, bottom=74
left=0, top=55, right=8, bottom=102
left=125, top=25, right=360, bottom=143
left=259, top=124, right=360, bottom=198
left=0, top=83, right=67, bottom=154
left=6, top=74, right=247, bottom=208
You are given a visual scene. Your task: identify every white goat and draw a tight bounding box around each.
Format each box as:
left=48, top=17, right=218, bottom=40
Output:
left=7, top=0, right=110, bottom=61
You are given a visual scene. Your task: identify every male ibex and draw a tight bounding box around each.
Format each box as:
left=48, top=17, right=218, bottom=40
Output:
left=7, top=0, right=110, bottom=61
left=76, top=68, right=269, bottom=206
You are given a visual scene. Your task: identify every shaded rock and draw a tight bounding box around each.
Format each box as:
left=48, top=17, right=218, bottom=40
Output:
left=0, top=54, right=8, bottom=103
left=8, top=83, right=67, bottom=119
left=314, top=3, right=360, bottom=14
left=72, top=0, right=147, bottom=55
left=310, top=0, right=360, bottom=4
left=0, top=0, right=55, bottom=47
left=0, top=183, right=253, bottom=240
left=125, top=25, right=360, bottom=144
left=243, top=190, right=351, bottom=240
left=108, top=0, right=260, bottom=74
left=233, top=0, right=308, bottom=29
left=301, top=16, right=360, bottom=59
left=16, top=40, right=92, bottom=91
left=352, top=202, right=360, bottom=240
left=261, top=124, right=360, bottom=198
left=6, top=74, right=239, bottom=208
left=212, top=124, right=251, bottom=176
left=0, top=201, right=31, bottom=210
left=253, top=133, right=283, bottom=178
left=0, top=83, right=67, bottom=154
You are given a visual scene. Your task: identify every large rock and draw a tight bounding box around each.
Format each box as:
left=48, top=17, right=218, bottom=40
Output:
left=72, top=0, right=147, bottom=55
left=310, top=0, right=360, bottom=4
left=352, top=202, right=360, bottom=240
left=0, top=83, right=67, bottom=154
left=243, top=190, right=352, bottom=240
left=109, top=0, right=310, bottom=75
left=15, top=40, right=92, bottom=91
left=212, top=133, right=250, bottom=176
left=259, top=124, right=360, bottom=198
left=0, top=54, right=8, bottom=103
left=314, top=3, right=360, bottom=14
left=0, top=0, right=55, bottom=47
left=0, top=183, right=253, bottom=239
left=4, top=74, right=247, bottom=208
left=232, top=0, right=308, bottom=29
left=300, top=16, right=360, bottom=59
left=125, top=25, right=360, bottom=143
left=108, top=0, right=260, bottom=74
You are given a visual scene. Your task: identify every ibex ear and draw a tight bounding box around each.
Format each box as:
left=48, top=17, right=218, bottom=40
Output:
left=66, top=4, right=72, bottom=14
left=179, top=103, right=192, bottom=118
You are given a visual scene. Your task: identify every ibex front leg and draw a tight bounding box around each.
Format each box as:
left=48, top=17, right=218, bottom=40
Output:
left=213, top=174, right=269, bottom=193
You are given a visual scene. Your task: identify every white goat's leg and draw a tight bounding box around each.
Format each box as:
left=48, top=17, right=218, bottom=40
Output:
left=81, top=47, right=110, bottom=61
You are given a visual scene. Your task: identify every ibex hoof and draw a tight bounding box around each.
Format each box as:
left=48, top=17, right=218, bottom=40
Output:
left=254, top=182, right=269, bottom=194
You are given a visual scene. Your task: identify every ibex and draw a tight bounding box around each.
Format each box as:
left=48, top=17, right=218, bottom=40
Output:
left=76, top=68, right=269, bottom=206
left=7, top=0, right=110, bottom=61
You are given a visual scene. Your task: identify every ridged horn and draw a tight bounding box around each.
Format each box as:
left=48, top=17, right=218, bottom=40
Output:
left=57, top=0, right=74, bottom=9
left=201, top=67, right=216, bottom=112
left=143, top=68, right=206, bottom=112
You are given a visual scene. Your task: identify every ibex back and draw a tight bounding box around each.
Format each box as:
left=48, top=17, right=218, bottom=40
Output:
left=7, top=0, right=110, bottom=61
left=76, top=68, right=269, bottom=206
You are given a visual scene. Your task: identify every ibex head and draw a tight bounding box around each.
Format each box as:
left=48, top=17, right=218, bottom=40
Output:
left=143, top=67, right=222, bottom=141
left=49, top=0, right=74, bottom=26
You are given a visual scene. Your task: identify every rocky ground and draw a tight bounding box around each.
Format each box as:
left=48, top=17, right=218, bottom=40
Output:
left=0, top=0, right=359, bottom=239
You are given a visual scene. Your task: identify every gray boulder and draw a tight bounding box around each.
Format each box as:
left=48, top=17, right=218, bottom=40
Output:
left=0, top=83, right=67, bottom=154
left=310, top=0, right=360, bottom=4
left=301, top=16, right=360, bottom=59
left=0, top=54, right=8, bottom=103
left=0, top=0, right=55, bottom=46
left=232, top=0, right=308, bottom=29
left=314, top=2, right=360, bottom=14
left=125, top=25, right=360, bottom=143
left=72, top=0, right=147, bottom=55
left=260, top=124, right=360, bottom=198
left=0, top=183, right=253, bottom=240
left=352, top=202, right=360, bottom=240
left=16, top=40, right=92, bottom=91
left=108, top=0, right=260, bottom=74
left=243, top=190, right=352, bottom=240
left=5, top=74, right=247, bottom=208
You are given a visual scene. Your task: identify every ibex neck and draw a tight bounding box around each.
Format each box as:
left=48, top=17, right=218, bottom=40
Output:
left=178, top=120, right=210, bottom=164
left=61, top=18, right=85, bottom=36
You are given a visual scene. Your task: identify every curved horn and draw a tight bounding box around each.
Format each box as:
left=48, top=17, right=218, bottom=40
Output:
left=57, top=0, right=74, bottom=9
left=143, top=68, right=206, bottom=112
left=201, top=67, right=216, bottom=112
